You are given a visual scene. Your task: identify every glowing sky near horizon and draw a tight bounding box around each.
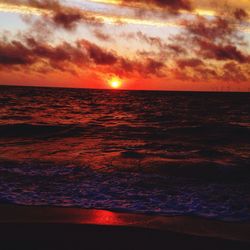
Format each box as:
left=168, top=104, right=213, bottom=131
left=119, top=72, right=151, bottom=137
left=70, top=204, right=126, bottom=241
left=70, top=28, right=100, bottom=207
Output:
left=0, top=0, right=250, bottom=91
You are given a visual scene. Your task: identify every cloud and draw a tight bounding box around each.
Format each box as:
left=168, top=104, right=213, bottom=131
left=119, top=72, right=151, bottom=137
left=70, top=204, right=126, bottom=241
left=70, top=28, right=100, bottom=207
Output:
left=26, top=37, right=87, bottom=64
left=2, top=0, right=103, bottom=30
left=0, top=35, right=168, bottom=79
left=177, top=58, right=204, bottom=68
left=143, top=58, right=165, bottom=76
left=182, top=11, right=250, bottom=64
left=121, top=0, right=192, bottom=12
left=1, top=1, right=249, bottom=85
left=181, top=16, right=233, bottom=42
left=222, top=62, right=248, bottom=82
left=0, top=40, right=33, bottom=65
left=173, top=61, right=219, bottom=82
left=92, top=29, right=113, bottom=41
left=164, top=7, right=250, bottom=82
left=79, top=39, right=118, bottom=65
left=52, top=10, right=83, bottom=30
left=136, top=31, right=167, bottom=49
left=0, top=37, right=88, bottom=73
left=234, top=8, right=248, bottom=21
left=196, top=41, right=250, bottom=63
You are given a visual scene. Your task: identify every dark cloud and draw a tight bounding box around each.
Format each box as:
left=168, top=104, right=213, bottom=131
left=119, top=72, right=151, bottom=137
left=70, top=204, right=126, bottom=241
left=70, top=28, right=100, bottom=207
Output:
left=136, top=31, right=167, bottom=49
left=197, top=41, right=250, bottom=63
left=125, top=31, right=186, bottom=63
left=79, top=40, right=118, bottom=65
left=50, top=9, right=102, bottom=30
left=167, top=44, right=186, bottom=55
left=122, top=0, right=192, bottom=12
left=4, top=0, right=103, bottom=30
left=0, top=35, right=168, bottom=78
left=1, top=2, right=249, bottom=83
left=182, top=12, right=250, bottom=64
left=177, top=58, right=204, bottom=68
left=78, top=40, right=167, bottom=77
left=0, top=37, right=88, bottom=73
left=143, top=58, right=165, bottom=76
left=222, top=62, right=248, bottom=82
left=0, top=40, right=33, bottom=65
left=52, top=11, right=83, bottom=30
left=165, top=8, right=250, bottom=82
left=26, top=37, right=86, bottom=64
left=181, top=16, right=234, bottom=43
left=149, top=0, right=191, bottom=11
left=93, top=29, right=113, bottom=42
left=119, top=58, right=134, bottom=72
left=233, top=8, right=248, bottom=21
left=173, top=62, right=219, bottom=82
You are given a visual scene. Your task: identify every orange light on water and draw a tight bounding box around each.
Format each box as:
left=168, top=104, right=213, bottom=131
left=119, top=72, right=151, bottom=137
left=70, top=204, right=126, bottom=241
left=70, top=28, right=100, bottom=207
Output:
left=91, top=210, right=121, bottom=225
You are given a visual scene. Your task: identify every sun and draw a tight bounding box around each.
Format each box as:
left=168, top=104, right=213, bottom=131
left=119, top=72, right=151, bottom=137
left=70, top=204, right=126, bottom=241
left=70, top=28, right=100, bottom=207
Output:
left=109, top=77, right=122, bottom=89
left=111, top=81, right=120, bottom=88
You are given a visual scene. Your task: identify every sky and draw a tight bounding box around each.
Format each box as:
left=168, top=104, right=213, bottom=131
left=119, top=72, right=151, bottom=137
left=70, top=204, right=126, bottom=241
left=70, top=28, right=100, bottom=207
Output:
left=0, top=0, right=250, bottom=91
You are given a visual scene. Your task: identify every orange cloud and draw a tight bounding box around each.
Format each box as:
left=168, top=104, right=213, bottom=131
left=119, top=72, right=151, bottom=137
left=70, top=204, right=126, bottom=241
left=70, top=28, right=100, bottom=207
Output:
left=0, top=0, right=250, bottom=90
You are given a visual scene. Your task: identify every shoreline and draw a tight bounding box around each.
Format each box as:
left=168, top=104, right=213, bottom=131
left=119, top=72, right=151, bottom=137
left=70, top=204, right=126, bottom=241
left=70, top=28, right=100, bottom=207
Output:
left=0, top=204, right=249, bottom=243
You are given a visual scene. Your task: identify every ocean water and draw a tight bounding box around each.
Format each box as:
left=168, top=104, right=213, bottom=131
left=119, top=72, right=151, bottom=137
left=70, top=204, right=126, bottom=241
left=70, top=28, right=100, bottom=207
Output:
left=0, top=86, right=250, bottom=221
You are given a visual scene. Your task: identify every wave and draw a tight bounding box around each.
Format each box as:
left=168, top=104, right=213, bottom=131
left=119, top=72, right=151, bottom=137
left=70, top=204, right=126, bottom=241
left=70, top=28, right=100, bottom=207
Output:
left=0, top=87, right=249, bottom=222
left=0, top=123, right=84, bottom=138
left=0, top=122, right=249, bottom=139
left=0, top=161, right=249, bottom=222
left=163, top=123, right=250, bottom=139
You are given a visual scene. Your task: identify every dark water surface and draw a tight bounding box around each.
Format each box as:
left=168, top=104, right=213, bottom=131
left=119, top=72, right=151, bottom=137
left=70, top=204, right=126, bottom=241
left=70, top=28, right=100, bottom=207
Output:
left=0, top=86, right=250, bottom=221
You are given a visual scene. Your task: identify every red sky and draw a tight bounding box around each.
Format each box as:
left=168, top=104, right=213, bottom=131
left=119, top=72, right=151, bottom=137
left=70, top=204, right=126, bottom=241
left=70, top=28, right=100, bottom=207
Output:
left=0, top=0, right=250, bottom=91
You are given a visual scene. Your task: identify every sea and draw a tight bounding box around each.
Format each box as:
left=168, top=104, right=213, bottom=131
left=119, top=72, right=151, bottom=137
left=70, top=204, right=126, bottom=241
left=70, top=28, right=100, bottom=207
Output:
left=0, top=85, right=249, bottom=221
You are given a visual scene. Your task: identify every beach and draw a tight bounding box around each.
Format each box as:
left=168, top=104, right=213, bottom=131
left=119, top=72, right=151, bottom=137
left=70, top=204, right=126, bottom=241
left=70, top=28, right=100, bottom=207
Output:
left=0, top=205, right=249, bottom=249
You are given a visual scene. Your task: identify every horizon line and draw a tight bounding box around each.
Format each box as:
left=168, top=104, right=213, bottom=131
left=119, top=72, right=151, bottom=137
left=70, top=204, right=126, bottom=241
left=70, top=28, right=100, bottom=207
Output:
left=0, top=84, right=249, bottom=94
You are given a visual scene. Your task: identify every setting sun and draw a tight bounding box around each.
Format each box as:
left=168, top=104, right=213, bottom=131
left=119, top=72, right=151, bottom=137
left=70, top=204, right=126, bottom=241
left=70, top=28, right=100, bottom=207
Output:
left=109, top=78, right=122, bottom=89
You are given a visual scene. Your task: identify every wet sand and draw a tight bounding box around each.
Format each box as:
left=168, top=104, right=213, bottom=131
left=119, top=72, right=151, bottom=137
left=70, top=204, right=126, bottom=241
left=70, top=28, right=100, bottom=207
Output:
left=0, top=205, right=249, bottom=249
